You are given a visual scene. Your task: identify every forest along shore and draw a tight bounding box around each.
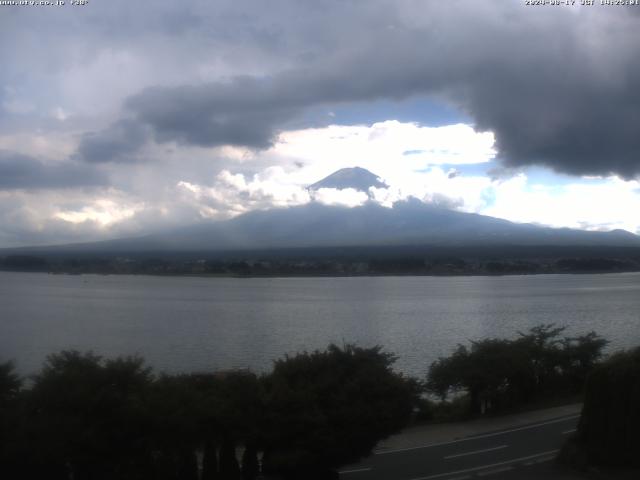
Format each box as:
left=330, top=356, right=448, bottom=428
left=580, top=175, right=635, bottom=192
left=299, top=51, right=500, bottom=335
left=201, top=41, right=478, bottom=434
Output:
left=2, top=250, right=640, bottom=276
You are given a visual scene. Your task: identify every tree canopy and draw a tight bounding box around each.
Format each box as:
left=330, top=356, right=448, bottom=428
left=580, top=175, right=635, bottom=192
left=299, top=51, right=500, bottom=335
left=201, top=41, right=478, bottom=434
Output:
left=426, top=324, right=608, bottom=415
left=0, top=345, right=417, bottom=480
left=576, top=347, right=640, bottom=467
left=261, top=344, right=419, bottom=478
left=0, top=329, right=611, bottom=478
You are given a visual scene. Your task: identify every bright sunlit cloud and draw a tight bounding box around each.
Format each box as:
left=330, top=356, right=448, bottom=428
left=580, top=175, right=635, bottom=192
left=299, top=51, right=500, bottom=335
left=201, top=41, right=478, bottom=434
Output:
left=485, top=175, right=640, bottom=234
left=55, top=199, right=141, bottom=227
left=3, top=1, right=640, bottom=247
left=3, top=118, right=640, bottom=247
left=168, top=121, right=640, bottom=236
left=273, top=121, right=496, bottom=184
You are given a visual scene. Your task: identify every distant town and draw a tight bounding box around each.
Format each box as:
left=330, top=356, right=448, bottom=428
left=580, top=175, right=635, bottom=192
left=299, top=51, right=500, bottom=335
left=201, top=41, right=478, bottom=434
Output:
left=3, top=246, right=640, bottom=277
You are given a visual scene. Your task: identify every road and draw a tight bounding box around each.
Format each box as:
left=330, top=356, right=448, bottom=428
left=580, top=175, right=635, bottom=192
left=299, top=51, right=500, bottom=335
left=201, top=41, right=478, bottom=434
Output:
left=339, top=413, right=579, bottom=480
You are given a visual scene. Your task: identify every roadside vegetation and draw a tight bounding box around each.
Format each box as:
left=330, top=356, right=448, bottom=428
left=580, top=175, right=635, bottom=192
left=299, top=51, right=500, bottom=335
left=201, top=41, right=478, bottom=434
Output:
left=560, top=346, right=640, bottom=471
left=0, top=345, right=417, bottom=480
left=1, top=324, right=632, bottom=479
left=425, top=324, right=607, bottom=419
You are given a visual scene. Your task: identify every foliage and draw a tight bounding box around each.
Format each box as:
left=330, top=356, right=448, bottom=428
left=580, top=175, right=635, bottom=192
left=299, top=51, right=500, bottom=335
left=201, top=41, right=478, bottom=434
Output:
left=0, top=361, right=22, bottom=476
left=576, top=347, right=640, bottom=467
left=0, top=331, right=609, bottom=478
left=261, top=344, right=419, bottom=478
left=24, top=351, right=154, bottom=479
left=0, top=361, right=21, bottom=404
left=426, top=324, right=608, bottom=416
left=0, top=345, right=417, bottom=480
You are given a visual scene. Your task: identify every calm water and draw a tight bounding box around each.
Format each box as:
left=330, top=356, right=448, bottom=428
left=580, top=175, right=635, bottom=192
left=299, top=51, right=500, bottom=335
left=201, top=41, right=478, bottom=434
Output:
left=1, top=271, right=639, bottom=378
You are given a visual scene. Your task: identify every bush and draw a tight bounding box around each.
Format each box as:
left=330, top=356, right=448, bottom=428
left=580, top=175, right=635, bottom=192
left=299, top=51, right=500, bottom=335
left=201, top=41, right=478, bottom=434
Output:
left=576, top=347, right=640, bottom=467
left=426, top=325, right=607, bottom=416
left=0, top=345, right=419, bottom=480
left=261, top=344, right=419, bottom=478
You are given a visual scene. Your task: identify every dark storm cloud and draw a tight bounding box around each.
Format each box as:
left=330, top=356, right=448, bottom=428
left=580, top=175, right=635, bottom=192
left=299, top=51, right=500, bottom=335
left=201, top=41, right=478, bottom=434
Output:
left=457, top=46, right=640, bottom=179
left=0, top=151, right=107, bottom=190
left=76, top=119, right=150, bottom=163
left=126, top=78, right=298, bottom=149
left=5, top=1, right=640, bottom=178
left=118, top=2, right=640, bottom=178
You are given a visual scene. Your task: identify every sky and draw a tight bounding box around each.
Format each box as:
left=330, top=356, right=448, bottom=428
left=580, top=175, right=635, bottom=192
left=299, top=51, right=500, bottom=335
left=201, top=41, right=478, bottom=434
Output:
left=1, top=0, right=640, bottom=247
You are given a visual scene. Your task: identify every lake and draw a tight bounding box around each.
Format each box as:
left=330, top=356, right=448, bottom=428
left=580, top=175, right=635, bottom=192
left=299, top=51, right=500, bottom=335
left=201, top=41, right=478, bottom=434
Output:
left=1, top=271, right=639, bottom=378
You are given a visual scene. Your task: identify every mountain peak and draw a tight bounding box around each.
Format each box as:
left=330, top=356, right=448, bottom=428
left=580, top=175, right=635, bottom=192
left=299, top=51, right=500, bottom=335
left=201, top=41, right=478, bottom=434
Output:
left=309, top=167, right=388, bottom=192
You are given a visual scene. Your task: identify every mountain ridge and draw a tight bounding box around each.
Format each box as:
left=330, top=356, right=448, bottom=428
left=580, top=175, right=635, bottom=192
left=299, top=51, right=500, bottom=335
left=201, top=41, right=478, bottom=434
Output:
left=2, top=167, right=639, bottom=255
left=3, top=200, right=639, bottom=255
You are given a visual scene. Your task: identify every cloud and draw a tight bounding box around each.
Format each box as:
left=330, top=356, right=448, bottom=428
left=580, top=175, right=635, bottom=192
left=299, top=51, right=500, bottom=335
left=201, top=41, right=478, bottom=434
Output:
left=176, top=166, right=312, bottom=219
left=484, top=174, right=640, bottom=234
left=311, top=188, right=369, bottom=208
left=0, top=151, right=107, bottom=190
left=3, top=1, right=640, bottom=247
left=126, top=78, right=298, bottom=149
left=7, top=1, right=640, bottom=177
left=113, top=2, right=640, bottom=178
left=271, top=121, right=495, bottom=183
left=0, top=132, right=76, bottom=162
left=54, top=199, right=142, bottom=227
left=0, top=185, right=217, bottom=248
left=0, top=190, right=108, bottom=247
left=76, top=119, right=150, bottom=163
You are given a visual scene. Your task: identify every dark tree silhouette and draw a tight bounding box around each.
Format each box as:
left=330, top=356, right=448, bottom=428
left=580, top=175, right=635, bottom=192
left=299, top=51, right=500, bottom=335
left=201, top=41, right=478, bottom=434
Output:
left=427, top=325, right=608, bottom=416
left=184, top=370, right=264, bottom=479
left=559, top=332, right=609, bottom=391
left=0, top=361, right=21, bottom=403
left=219, top=438, right=241, bottom=480
left=146, top=374, right=204, bottom=480
left=24, top=351, right=154, bottom=480
left=261, top=344, right=418, bottom=479
left=241, top=443, right=260, bottom=480
left=575, top=347, right=640, bottom=467
left=0, top=361, right=23, bottom=478
left=427, top=339, right=529, bottom=415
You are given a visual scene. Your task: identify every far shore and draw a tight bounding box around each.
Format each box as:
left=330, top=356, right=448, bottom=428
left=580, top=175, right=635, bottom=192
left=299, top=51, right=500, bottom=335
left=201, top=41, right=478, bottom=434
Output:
left=2, top=267, right=640, bottom=279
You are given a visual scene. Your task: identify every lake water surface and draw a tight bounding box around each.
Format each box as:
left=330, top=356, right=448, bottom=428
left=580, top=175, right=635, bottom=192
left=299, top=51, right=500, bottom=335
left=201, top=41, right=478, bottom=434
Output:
left=1, top=271, right=639, bottom=378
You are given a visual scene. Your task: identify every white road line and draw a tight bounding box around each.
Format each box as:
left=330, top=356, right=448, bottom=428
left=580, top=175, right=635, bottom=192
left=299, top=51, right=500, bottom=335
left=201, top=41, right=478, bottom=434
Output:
left=339, top=467, right=372, bottom=474
left=533, top=456, right=556, bottom=464
left=376, top=415, right=579, bottom=455
left=444, top=445, right=508, bottom=460
left=477, top=465, right=513, bottom=476
left=562, top=428, right=577, bottom=435
left=407, top=449, right=559, bottom=480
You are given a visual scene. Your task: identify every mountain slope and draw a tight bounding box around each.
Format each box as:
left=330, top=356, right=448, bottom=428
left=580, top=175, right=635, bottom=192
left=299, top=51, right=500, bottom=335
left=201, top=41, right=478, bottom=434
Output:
left=22, top=200, right=639, bottom=254
left=3, top=165, right=640, bottom=255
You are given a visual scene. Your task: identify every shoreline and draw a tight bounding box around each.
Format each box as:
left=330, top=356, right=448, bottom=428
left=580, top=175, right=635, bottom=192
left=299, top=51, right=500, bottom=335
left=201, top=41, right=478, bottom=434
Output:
left=2, top=268, right=640, bottom=279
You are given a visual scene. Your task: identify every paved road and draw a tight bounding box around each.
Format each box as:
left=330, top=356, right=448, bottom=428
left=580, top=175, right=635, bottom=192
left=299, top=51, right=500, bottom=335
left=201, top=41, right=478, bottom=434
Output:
left=339, top=413, right=579, bottom=480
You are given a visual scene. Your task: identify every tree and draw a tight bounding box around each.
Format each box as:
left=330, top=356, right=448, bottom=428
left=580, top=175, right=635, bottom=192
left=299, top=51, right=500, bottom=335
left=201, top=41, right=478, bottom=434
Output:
left=0, top=361, right=21, bottom=404
left=559, top=332, right=608, bottom=391
left=261, top=344, right=418, bottom=479
left=25, top=351, right=154, bottom=480
left=514, top=324, right=567, bottom=395
left=213, top=371, right=263, bottom=480
left=427, top=325, right=608, bottom=417
left=146, top=374, right=203, bottom=480
left=427, top=339, right=528, bottom=415
left=0, top=361, right=23, bottom=478
left=426, top=345, right=468, bottom=402
left=574, top=347, right=640, bottom=467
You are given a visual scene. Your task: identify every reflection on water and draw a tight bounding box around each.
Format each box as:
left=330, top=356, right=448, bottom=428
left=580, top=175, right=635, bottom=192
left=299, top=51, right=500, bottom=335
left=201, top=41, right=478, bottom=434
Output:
left=1, top=272, right=639, bottom=377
